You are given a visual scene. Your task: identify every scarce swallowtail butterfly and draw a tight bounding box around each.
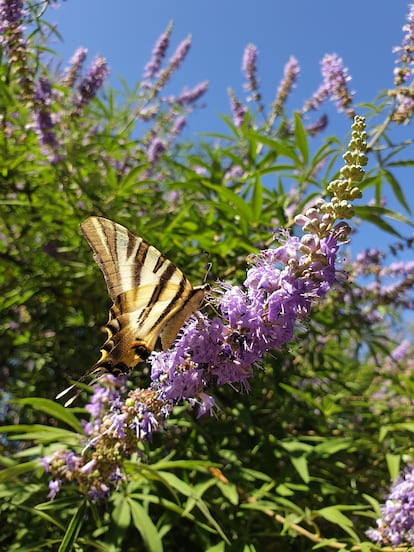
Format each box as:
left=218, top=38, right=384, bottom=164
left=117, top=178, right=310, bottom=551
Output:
left=80, top=216, right=207, bottom=376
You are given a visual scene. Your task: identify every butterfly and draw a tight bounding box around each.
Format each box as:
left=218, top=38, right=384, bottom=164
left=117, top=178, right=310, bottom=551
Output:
left=78, top=216, right=207, bottom=376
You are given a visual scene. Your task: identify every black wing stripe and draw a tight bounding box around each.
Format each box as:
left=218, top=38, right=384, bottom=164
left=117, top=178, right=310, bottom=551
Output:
left=135, top=266, right=189, bottom=332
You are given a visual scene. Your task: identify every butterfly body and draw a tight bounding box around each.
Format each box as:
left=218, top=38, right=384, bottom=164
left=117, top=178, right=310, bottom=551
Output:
left=81, top=216, right=206, bottom=376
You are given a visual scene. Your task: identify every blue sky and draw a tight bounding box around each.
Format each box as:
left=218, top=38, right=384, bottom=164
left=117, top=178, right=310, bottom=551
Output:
left=45, top=1, right=413, bottom=251
left=47, top=1, right=410, bottom=130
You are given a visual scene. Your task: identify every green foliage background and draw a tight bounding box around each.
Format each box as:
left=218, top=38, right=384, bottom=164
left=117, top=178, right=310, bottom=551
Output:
left=0, top=2, right=414, bottom=551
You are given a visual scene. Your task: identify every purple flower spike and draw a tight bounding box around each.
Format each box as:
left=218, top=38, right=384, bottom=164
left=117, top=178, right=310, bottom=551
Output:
left=0, top=0, right=24, bottom=40
left=242, top=44, right=258, bottom=83
left=76, top=55, right=109, bottom=109
left=229, top=89, right=247, bottom=128
left=303, top=53, right=354, bottom=115
left=177, top=81, right=208, bottom=105
left=147, top=137, right=166, bottom=163
left=393, top=4, right=414, bottom=86
left=169, top=36, right=191, bottom=72
left=144, top=23, right=172, bottom=78
left=242, top=44, right=261, bottom=103
left=62, top=47, right=88, bottom=87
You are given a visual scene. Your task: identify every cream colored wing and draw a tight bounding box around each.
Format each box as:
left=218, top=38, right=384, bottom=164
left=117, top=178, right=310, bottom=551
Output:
left=81, top=216, right=187, bottom=302
left=81, top=216, right=207, bottom=375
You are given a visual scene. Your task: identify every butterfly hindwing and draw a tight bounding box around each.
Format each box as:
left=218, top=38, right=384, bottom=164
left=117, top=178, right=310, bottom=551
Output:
left=81, top=216, right=206, bottom=375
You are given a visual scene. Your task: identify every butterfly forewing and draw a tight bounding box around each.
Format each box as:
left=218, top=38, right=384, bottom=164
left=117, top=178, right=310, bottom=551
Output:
left=81, top=216, right=206, bottom=375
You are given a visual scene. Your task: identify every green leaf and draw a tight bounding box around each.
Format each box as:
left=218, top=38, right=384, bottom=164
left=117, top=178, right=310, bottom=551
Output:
left=216, top=186, right=253, bottom=223
left=1, top=424, right=80, bottom=444
left=353, top=206, right=408, bottom=237
left=1, top=288, right=37, bottom=309
left=354, top=204, right=413, bottom=225
left=0, top=460, right=39, bottom=483
left=156, top=471, right=194, bottom=497
left=129, top=499, right=163, bottom=552
left=245, top=131, right=300, bottom=162
left=293, top=111, right=309, bottom=165
left=313, top=438, right=352, bottom=455
left=380, top=422, right=414, bottom=440
left=316, top=506, right=359, bottom=540
left=251, top=177, right=263, bottom=221
left=289, top=455, right=310, bottom=484
left=206, top=543, right=226, bottom=552
left=382, top=169, right=411, bottom=212
left=18, top=398, right=83, bottom=433
left=217, top=481, right=239, bottom=505
left=58, top=500, right=88, bottom=552
left=112, top=497, right=131, bottom=529
left=386, top=453, right=401, bottom=481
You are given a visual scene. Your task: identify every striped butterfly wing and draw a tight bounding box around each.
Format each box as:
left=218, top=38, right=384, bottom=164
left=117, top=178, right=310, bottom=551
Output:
left=81, top=216, right=206, bottom=375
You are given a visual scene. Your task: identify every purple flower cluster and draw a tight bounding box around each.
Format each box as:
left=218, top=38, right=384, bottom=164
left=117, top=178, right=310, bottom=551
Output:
left=352, top=248, right=414, bottom=314
left=61, top=47, right=88, bottom=87
left=242, top=44, right=258, bottom=86
left=229, top=89, right=247, bottom=128
left=147, top=137, right=166, bottom=163
left=135, top=28, right=210, bottom=165
left=270, top=56, right=300, bottom=118
left=0, top=0, right=23, bottom=30
left=150, top=228, right=343, bottom=415
left=367, top=466, right=414, bottom=546
left=388, top=339, right=410, bottom=364
left=32, top=77, right=60, bottom=163
left=168, top=36, right=192, bottom=75
left=393, top=91, right=414, bottom=124
left=43, top=375, right=165, bottom=500
left=145, top=33, right=193, bottom=95
left=0, top=0, right=32, bottom=97
left=76, top=55, right=109, bottom=110
left=171, top=115, right=186, bottom=138
left=389, top=5, right=414, bottom=123
left=303, top=53, right=354, bottom=115
left=176, top=81, right=208, bottom=105
left=144, top=23, right=172, bottom=79
left=242, top=44, right=261, bottom=103
left=393, top=3, right=414, bottom=86
left=33, top=79, right=55, bottom=144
